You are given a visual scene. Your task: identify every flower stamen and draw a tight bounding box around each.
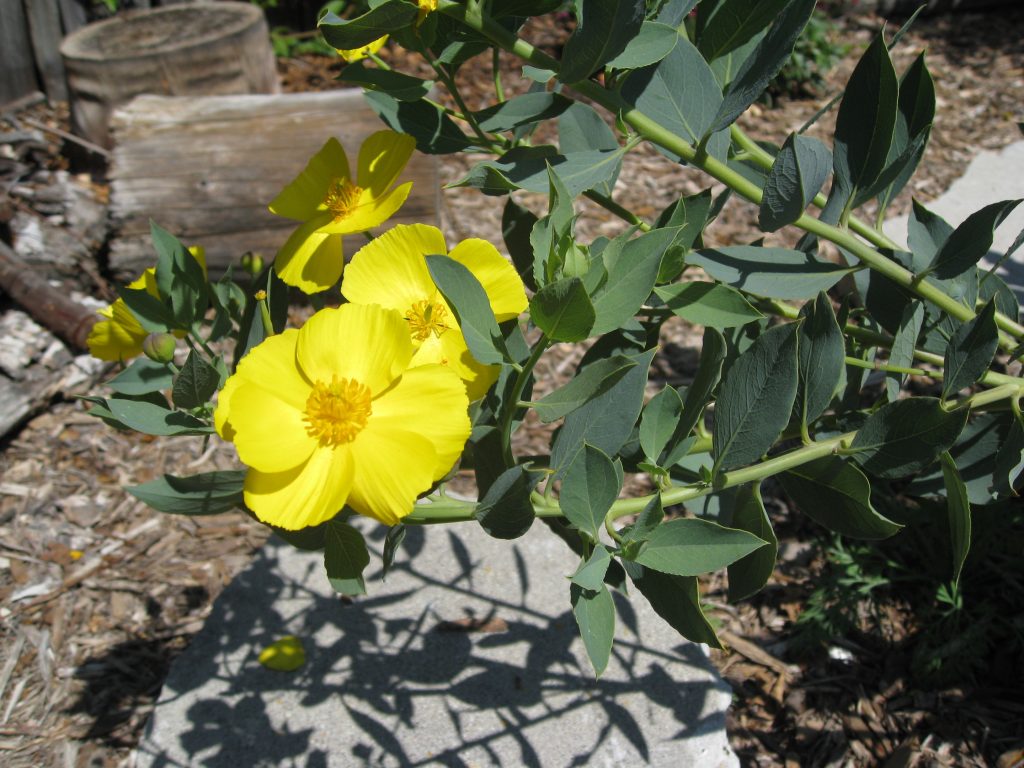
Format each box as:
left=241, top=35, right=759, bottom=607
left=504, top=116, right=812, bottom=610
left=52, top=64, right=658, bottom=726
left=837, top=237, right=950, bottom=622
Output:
left=304, top=376, right=372, bottom=446
left=405, top=299, right=450, bottom=341
left=323, top=178, right=363, bottom=221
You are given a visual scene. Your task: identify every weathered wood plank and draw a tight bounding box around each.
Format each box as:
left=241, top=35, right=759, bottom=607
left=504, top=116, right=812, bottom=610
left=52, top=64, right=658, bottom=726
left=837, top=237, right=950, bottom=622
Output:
left=0, top=0, right=40, bottom=105
left=24, top=0, right=68, bottom=101
left=108, top=91, right=440, bottom=278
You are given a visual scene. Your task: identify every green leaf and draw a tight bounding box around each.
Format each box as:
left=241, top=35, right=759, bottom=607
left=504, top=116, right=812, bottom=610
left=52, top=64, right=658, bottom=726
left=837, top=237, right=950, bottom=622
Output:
left=697, top=0, right=789, bottom=61
left=655, top=189, right=714, bottom=282
left=850, top=397, right=968, bottom=479
left=381, top=523, right=407, bottom=580
left=339, top=61, right=433, bottom=101
left=671, top=328, right=727, bottom=466
left=529, top=277, right=595, bottom=342
left=324, top=520, right=370, bottom=596
left=426, top=255, right=507, bottom=365
left=621, top=38, right=722, bottom=155
left=107, top=357, right=174, bottom=396
left=151, top=221, right=206, bottom=330
left=873, top=53, right=936, bottom=212
left=126, top=470, right=245, bottom=516
left=531, top=355, right=637, bottom=423
left=558, top=0, right=645, bottom=83
left=907, top=199, right=951, bottom=268
left=832, top=33, right=898, bottom=200
left=713, top=323, right=799, bottom=473
left=929, top=199, right=1022, bottom=280
left=273, top=522, right=327, bottom=552
left=570, top=582, right=616, bottom=677
left=758, top=132, right=831, bottom=232
left=590, top=227, right=679, bottom=336
left=318, top=1, right=419, bottom=49
left=640, top=386, right=683, bottom=464
left=656, top=0, right=698, bottom=27
left=104, top=397, right=213, bottom=436
left=633, top=518, right=766, bottom=576
left=655, top=282, right=763, bottom=328
left=172, top=350, right=220, bottom=410
left=117, top=285, right=171, bottom=334
left=710, top=0, right=816, bottom=133
left=904, top=412, right=1008, bottom=504
left=474, top=92, right=573, bottom=133
left=979, top=270, right=1019, bottom=323
left=452, top=146, right=626, bottom=198
left=942, top=299, right=998, bottom=399
left=364, top=90, right=472, bottom=155
left=561, top=444, right=622, bottom=542
left=474, top=465, right=540, bottom=539
left=605, top=21, right=680, bottom=70
left=886, top=302, right=925, bottom=401
left=558, top=103, right=621, bottom=197
left=571, top=546, right=613, bottom=592
left=620, top=494, right=665, bottom=545
left=779, top=456, right=902, bottom=539
left=940, top=452, right=971, bottom=586
left=687, top=246, right=853, bottom=300
left=551, top=348, right=657, bottom=475
left=991, top=418, right=1024, bottom=499
left=502, top=199, right=539, bottom=293
left=796, top=293, right=844, bottom=427
left=726, top=483, right=777, bottom=601
left=624, top=563, right=722, bottom=648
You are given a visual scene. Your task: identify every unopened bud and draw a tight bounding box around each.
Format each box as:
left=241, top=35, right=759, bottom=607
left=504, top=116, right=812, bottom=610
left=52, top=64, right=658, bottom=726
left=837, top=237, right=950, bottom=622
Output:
left=142, top=332, right=177, bottom=364
left=241, top=251, right=264, bottom=275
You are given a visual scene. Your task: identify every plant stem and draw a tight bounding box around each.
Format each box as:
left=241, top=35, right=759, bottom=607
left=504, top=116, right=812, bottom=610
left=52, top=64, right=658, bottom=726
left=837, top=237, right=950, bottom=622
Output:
left=498, top=332, right=550, bottom=466
left=844, top=355, right=937, bottom=378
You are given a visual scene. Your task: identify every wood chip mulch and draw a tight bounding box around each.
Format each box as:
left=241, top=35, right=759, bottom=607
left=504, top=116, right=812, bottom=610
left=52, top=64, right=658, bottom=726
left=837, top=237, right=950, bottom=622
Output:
left=1, top=8, right=1023, bottom=768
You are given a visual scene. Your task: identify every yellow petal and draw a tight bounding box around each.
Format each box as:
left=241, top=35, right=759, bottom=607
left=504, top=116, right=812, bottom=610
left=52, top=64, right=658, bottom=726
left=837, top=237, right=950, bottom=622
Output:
left=213, top=373, right=240, bottom=441
left=448, top=238, right=528, bottom=322
left=274, top=217, right=343, bottom=294
left=335, top=35, right=387, bottom=63
left=321, top=181, right=413, bottom=235
left=347, top=427, right=437, bottom=525
left=371, top=364, right=471, bottom=479
left=86, top=300, right=147, bottom=362
left=356, top=130, right=416, bottom=197
left=258, top=635, right=306, bottom=672
left=229, top=383, right=317, bottom=473
left=269, top=138, right=350, bottom=221
left=244, top=446, right=355, bottom=530
left=232, top=330, right=311, bottom=412
left=341, top=223, right=445, bottom=310
left=296, top=304, right=412, bottom=395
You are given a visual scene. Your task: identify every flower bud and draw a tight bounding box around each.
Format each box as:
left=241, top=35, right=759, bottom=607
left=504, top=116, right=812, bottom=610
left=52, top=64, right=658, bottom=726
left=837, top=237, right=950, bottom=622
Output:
left=142, top=332, right=177, bottom=364
left=241, top=251, right=264, bottom=276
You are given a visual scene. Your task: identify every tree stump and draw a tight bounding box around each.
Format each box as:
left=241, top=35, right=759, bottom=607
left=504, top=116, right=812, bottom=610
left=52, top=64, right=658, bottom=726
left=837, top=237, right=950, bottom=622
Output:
left=59, top=2, right=278, bottom=149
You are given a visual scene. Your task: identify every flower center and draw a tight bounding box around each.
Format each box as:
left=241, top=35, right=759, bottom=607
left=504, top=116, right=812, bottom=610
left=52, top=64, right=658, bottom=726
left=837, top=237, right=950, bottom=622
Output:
left=304, top=376, right=372, bottom=446
left=405, top=299, right=450, bottom=342
left=323, top=178, right=363, bottom=221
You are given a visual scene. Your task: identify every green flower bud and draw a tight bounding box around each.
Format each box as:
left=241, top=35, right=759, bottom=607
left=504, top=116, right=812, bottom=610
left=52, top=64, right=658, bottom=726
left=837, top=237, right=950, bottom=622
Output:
left=142, top=333, right=177, bottom=364
left=241, top=251, right=264, bottom=276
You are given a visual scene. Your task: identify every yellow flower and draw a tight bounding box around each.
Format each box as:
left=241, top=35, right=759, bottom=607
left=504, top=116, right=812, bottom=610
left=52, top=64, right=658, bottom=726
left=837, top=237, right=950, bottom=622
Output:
left=341, top=224, right=528, bottom=401
left=335, top=35, right=387, bottom=63
left=268, top=132, right=416, bottom=294
left=87, top=247, right=206, bottom=362
left=417, top=0, right=438, bottom=23
left=215, top=303, right=470, bottom=529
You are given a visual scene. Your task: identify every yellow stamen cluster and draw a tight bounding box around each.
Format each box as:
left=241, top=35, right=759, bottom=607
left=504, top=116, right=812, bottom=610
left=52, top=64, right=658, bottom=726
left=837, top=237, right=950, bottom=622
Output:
left=304, top=376, right=372, bottom=446
left=405, top=299, right=450, bottom=341
left=323, top=178, right=363, bottom=221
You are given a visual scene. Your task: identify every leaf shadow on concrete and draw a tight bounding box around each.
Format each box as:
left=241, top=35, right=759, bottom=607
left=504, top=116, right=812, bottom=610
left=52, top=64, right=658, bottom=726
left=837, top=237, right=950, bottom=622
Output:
left=132, top=523, right=735, bottom=767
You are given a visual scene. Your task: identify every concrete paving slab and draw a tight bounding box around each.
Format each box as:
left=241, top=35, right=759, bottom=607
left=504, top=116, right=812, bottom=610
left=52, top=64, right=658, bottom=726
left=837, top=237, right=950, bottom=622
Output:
left=884, top=141, right=1024, bottom=298
left=134, top=520, right=739, bottom=768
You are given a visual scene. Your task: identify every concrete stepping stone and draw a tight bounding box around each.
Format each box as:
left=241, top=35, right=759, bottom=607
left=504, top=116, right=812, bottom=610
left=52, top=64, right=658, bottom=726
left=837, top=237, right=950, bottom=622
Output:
left=134, top=521, right=739, bottom=768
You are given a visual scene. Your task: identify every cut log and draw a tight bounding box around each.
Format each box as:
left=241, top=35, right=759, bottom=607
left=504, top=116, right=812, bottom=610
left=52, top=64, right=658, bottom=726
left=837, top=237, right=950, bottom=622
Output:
left=60, top=2, right=279, bottom=148
left=107, top=90, right=440, bottom=278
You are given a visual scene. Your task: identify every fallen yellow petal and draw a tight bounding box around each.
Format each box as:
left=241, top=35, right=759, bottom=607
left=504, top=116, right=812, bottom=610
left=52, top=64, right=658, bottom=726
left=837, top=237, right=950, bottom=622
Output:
left=258, top=635, right=306, bottom=672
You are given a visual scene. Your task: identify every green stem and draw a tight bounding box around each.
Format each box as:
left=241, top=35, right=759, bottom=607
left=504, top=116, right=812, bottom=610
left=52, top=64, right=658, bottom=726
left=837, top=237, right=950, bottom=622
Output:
left=498, top=332, right=550, bottom=466
left=843, top=355, right=937, bottom=379
left=492, top=46, right=505, bottom=102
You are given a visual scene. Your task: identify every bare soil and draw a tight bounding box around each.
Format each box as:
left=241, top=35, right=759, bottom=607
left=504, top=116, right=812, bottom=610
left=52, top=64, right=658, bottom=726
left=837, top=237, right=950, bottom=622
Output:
left=2, top=7, right=1023, bottom=768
